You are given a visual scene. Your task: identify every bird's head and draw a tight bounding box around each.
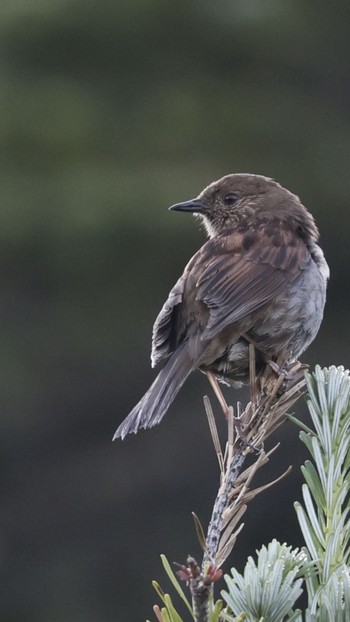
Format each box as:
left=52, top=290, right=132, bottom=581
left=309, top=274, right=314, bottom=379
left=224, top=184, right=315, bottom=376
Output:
left=169, top=173, right=319, bottom=241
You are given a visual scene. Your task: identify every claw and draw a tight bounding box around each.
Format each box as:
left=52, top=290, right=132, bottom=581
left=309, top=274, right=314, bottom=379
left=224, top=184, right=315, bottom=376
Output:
left=267, top=360, right=295, bottom=382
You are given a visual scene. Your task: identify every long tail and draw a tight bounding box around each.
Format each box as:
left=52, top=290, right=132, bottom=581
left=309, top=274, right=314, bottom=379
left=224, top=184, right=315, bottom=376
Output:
left=113, top=342, right=195, bottom=440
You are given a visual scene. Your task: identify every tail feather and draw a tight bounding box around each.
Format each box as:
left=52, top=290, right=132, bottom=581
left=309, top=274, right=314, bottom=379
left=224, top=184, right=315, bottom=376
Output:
left=113, top=343, right=195, bottom=440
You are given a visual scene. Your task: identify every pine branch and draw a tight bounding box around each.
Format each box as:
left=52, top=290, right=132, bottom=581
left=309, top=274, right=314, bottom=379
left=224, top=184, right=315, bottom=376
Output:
left=202, top=358, right=307, bottom=570
left=149, top=359, right=307, bottom=622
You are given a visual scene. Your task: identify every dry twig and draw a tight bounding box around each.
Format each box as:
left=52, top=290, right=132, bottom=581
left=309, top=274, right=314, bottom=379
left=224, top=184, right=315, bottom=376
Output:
left=176, top=357, right=307, bottom=622
left=202, top=356, right=307, bottom=570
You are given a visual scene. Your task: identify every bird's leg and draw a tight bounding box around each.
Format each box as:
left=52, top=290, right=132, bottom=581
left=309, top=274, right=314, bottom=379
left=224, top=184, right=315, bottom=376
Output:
left=206, top=371, right=230, bottom=419
left=242, top=333, right=295, bottom=383
left=248, top=343, right=257, bottom=414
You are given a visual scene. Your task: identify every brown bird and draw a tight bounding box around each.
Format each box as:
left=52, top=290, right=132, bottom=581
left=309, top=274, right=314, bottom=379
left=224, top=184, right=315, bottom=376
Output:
left=114, top=173, right=329, bottom=440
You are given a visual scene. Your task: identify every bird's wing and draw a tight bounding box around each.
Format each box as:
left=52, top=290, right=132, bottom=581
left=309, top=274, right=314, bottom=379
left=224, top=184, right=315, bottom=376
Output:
left=151, top=224, right=311, bottom=366
left=196, top=226, right=311, bottom=340
left=151, top=282, right=181, bottom=366
left=151, top=251, right=198, bottom=367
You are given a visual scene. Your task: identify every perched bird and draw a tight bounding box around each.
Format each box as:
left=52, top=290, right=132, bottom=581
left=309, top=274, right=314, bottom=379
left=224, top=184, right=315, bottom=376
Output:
left=114, top=174, right=329, bottom=440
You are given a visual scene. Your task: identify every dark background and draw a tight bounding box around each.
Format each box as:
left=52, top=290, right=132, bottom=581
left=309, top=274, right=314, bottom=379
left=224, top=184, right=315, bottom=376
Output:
left=1, top=1, right=349, bottom=620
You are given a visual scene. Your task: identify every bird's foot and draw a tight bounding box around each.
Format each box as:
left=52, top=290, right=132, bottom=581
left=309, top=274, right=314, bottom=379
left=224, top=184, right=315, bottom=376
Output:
left=267, top=360, right=295, bottom=382
left=258, top=358, right=308, bottom=398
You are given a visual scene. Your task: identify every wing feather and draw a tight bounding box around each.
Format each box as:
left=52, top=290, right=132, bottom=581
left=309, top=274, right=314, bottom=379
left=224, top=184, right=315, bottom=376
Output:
left=198, top=228, right=311, bottom=339
left=151, top=223, right=311, bottom=365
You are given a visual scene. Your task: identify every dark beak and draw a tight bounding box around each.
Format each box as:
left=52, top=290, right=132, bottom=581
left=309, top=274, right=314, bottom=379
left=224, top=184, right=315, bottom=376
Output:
left=169, top=198, right=208, bottom=214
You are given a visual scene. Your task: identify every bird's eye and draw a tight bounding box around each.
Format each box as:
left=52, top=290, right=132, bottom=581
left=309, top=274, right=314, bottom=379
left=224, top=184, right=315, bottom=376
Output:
left=223, top=192, right=239, bottom=206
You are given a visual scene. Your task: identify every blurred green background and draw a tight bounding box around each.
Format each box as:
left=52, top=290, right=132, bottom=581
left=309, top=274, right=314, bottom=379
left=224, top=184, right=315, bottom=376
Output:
left=0, top=0, right=348, bottom=620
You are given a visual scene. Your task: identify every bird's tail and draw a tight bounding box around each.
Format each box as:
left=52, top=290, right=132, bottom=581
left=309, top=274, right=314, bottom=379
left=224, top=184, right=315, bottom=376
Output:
left=113, top=342, right=196, bottom=440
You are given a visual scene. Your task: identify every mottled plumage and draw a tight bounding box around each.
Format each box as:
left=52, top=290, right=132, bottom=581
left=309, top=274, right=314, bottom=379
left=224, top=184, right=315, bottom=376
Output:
left=114, top=174, right=329, bottom=440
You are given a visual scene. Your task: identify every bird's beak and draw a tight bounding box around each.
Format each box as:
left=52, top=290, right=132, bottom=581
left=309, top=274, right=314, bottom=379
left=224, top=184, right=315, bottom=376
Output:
left=169, top=198, right=208, bottom=214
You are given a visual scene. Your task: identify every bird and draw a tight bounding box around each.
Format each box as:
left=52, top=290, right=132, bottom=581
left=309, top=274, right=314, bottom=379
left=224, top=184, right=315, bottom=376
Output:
left=114, top=173, right=329, bottom=440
